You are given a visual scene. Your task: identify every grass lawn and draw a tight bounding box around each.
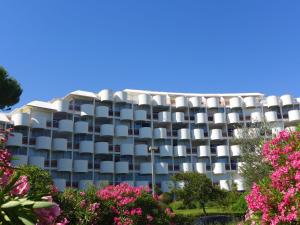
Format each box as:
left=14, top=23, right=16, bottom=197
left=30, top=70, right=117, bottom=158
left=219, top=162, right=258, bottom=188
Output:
left=174, top=206, right=238, bottom=217
left=173, top=206, right=244, bottom=225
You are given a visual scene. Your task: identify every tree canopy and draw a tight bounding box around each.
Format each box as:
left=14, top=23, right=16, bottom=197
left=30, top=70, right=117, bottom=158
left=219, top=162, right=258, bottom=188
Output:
left=0, top=66, right=22, bottom=110
left=172, top=172, right=223, bottom=215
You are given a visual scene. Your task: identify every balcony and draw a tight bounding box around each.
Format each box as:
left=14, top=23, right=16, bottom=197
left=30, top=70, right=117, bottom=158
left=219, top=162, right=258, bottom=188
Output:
left=74, top=121, right=89, bottom=134
left=135, top=181, right=149, bottom=187
left=237, top=162, right=245, bottom=174
left=161, top=181, right=174, bottom=193
left=192, top=128, right=204, bottom=140
left=158, top=111, right=171, bottom=123
left=213, top=162, right=225, bottom=174
left=195, top=162, right=206, bottom=174
left=243, top=96, right=256, bottom=108
left=79, top=180, right=93, bottom=190
left=11, top=112, right=30, bottom=126
left=153, top=95, right=167, bottom=106
left=100, top=124, right=114, bottom=136
left=120, top=143, right=134, bottom=155
left=180, top=163, right=193, bottom=173
left=134, top=110, right=147, bottom=121
left=210, top=129, right=223, bottom=140
left=234, top=179, right=245, bottom=191
left=160, top=145, right=173, bottom=157
left=230, top=145, right=241, bottom=157
left=52, top=99, right=69, bottom=112
left=197, top=145, right=210, bottom=157
left=95, top=142, right=109, bottom=154
left=285, top=126, right=297, bottom=132
left=36, top=136, right=51, bottom=150
left=116, top=161, right=129, bottom=174
left=139, top=127, right=152, bottom=139
left=288, top=110, right=300, bottom=122
left=178, top=128, right=190, bottom=140
left=280, top=94, right=293, bottom=106
left=189, top=96, right=201, bottom=108
left=172, top=112, right=185, bottom=123
left=31, top=115, right=47, bottom=129
left=233, top=129, right=243, bottom=139
left=29, top=156, right=44, bottom=169
left=96, top=106, right=109, bottom=118
left=57, top=158, right=72, bottom=172
left=138, top=94, right=151, bottom=105
left=100, top=161, right=114, bottom=173
left=74, top=160, right=88, bottom=173
left=135, top=144, right=148, bottom=156
left=250, top=112, right=262, bottom=123
left=79, top=140, right=94, bottom=154
left=52, top=138, right=67, bottom=151
left=7, top=132, right=23, bottom=146
left=216, top=145, right=229, bottom=157
left=140, top=162, right=152, bottom=174
left=99, top=89, right=113, bottom=101
left=156, top=162, right=168, bottom=174
left=57, top=119, right=73, bottom=132
left=175, top=96, right=188, bottom=108
left=266, top=96, right=279, bottom=107
left=154, top=128, right=167, bottom=139
left=174, top=145, right=187, bottom=157
left=219, top=180, right=231, bottom=191
left=195, top=113, right=207, bottom=124
left=207, top=97, right=219, bottom=108
left=227, top=112, right=239, bottom=124
left=272, top=125, right=284, bottom=136
left=120, top=109, right=133, bottom=120
left=95, top=180, right=110, bottom=188
left=265, top=111, right=278, bottom=122
left=115, top=125, right=128, bottom=137
left=214, top=113, right=226, bottom=124
left=11, top=155, right=28, bottom=167
left=53, top=179, right=66, bottom=192
left=229, top=97, right=242, bottom=108
left=114, top=91, right=127, bottom=102
left=122, top=181, right=134, bottom=186
left=80, top=104, right=94, bottom=116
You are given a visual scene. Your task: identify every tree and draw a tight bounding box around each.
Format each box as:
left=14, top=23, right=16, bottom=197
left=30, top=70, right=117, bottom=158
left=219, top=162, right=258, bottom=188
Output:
left=0, top=66, right=22, bottom=110
left=172, top=172, right=221, bottom=215
left=235, top=122, right=273, bottom=190
left=18, top=165, right=54, bottom=198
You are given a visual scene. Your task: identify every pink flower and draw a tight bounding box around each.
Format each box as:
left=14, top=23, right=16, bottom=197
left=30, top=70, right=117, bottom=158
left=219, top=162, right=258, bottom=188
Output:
left=89, top=202, right=100, bottom=212
left=56, top=217, right=69, bottom=225
left=147, top=214, right=153, bottom=222
left=35, top=196, right=61, bottom=225
left=11, top=175, right=30, bottom=196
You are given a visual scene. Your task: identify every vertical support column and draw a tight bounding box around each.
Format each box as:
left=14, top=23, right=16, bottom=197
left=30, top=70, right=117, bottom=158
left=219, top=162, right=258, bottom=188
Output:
left=92, top=98, right=96, bottom=183
left=49, top=111, right=54, bottom=176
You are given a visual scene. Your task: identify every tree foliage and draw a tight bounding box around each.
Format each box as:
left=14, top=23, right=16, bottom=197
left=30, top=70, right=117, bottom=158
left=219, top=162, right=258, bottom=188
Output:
left=18, top=165, right=53, bottom=198
left=172, top=172, right=222, bottom=215
left=0, top=66, right=22, bottom=110
left=235, top=122, right=273, bottom=190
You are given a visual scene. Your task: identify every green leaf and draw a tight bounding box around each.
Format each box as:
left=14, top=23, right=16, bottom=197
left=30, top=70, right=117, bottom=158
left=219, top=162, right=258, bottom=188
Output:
left=1, top=200, right=21, bottom=208
left=18, top=216, right=35, bottom=225
left=32, top=201, right=54, bottom=209
left=21, top=200, right=35, bottom=206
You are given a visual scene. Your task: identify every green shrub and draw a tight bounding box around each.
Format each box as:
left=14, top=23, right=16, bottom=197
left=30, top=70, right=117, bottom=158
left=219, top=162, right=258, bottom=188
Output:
left=18, top=165, right=53, bottom=198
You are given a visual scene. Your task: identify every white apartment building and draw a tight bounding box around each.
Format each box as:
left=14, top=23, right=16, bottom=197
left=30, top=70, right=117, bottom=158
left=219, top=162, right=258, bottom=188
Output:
left=1, top=89, right=300, bottom=192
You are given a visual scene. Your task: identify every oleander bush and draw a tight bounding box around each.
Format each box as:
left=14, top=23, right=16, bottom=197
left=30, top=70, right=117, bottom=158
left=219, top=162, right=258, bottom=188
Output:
left=55, top=183, right=176, bottom=225
left=242, top=130, right=300, bottom=224
left=0, top=128, right=66, bottom=225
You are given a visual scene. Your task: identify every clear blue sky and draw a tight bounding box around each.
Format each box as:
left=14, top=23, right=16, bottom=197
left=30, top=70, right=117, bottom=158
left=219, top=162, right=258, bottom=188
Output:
left=1, top=1, right=300, bottom=109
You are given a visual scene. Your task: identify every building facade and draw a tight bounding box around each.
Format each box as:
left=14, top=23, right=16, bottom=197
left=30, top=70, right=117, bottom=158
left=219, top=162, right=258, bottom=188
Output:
left=1, top=89, right=300, bottom=192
